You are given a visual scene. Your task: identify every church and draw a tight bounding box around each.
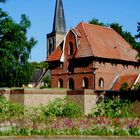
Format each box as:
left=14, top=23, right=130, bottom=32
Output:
left=47, top=0, right=140, bottom=91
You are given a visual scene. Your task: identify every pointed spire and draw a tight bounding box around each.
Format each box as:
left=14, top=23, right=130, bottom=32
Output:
left=53, top=0, right=66, bottom=33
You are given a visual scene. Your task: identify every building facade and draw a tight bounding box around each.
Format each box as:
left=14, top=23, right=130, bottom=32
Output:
left=47, top=0, right=140, bottom=91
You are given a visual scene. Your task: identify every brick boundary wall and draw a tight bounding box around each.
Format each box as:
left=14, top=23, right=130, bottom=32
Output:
left=0, top=88, right=105, bottom=115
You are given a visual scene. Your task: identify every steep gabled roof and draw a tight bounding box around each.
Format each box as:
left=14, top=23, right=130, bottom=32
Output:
left=47, top=46, right=62, bottom=62
left=75, top=22, right=138, bottom=62
left=30, top=69, right=44, bottom=83
left=47, top=22, right=138, bottom=62
left=112, top=74, right=139, bottom=91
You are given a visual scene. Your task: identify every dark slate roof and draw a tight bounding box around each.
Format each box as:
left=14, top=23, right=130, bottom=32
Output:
left=52, top=0, right=66, bottom=33
left=30, top=69, right=44, bottom=83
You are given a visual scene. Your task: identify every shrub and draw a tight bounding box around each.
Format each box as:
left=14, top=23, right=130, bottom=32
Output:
left=128, top=101, right=140, bottom=118
left=90, top=97, right=131, bottom=118
left=24, top=105, right=46, bottom=123
left=43, top=97, right=83, bottom=118
left=41, top=75, right=51, bottom=88
left=0, top=96, right=24, bottom=120
left=120, top=82, right=130, bottom=92
left=133, top=83, right=140, bottom=91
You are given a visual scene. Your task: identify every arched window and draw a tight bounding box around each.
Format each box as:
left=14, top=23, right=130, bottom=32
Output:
left=68, top=42, right=73, bottom=55
left=58, top=79, right=63, bottom=88
left=52, top=38, right=55, bottom=51
left=98, top=78, right=104, bottom=88
left=82, top=77, right=88, bottom=89
left=68, top=78, right=74, bottom=90
left=49, top=39, right=52, bottom=55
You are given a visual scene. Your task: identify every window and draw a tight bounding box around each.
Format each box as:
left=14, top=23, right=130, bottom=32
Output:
left=60, top=63, right=63, bottom=69
left=68, top=78, right=74, bottom=90
left=82, top=77, right=88, bottom=89
left=58, top=79, right=63, bottom=88
left=68, top=42, right=73, bottom=55
left=99, top=78, right=104, bottom=88
left=52, top=38, right=55, bottom=51
left=49, top=39, right=52, bottom=55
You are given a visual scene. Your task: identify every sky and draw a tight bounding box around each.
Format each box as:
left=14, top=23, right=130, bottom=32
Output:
left=0, top=0, right=140, bottom=62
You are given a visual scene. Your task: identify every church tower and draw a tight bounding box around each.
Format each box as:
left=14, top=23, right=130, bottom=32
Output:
left=47, top=0, right=66, bottom=57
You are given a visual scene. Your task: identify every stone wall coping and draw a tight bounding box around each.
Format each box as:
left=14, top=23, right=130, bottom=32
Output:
left=1, top=88, right=105, bottom=95
left=24, top=89, right=66, bottom=95
left=67, top=90, right=93, bottom=95
left=67, top=90, right=106, bottom=95
left=0, top=88, right=67, bottom=95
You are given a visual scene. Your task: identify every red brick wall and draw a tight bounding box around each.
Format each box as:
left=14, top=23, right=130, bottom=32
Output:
left=50, top=30, right=140, bottom=90
left=95, top=61, right=140, bottom=90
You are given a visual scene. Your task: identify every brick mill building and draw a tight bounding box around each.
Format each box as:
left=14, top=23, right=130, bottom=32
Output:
left=47, top=0, right=140, bottom=91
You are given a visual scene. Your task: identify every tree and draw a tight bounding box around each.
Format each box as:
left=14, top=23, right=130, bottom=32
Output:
left=0, top=9, right=37, bottom=87
left=135, top=22, right=140, bottom=40
left=0, top=0, right=6, bottom=3
left=89, top=18, right=106, bottom=27
left=133, top=83, right=140, bottom=91
left=42, top=75, right=51, bottom=88
left=119, top=83, right=130, bottom=92
left=31, top=61, right=49, bottom=69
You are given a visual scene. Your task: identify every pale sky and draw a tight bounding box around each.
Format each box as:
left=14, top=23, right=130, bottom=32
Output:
left=0, top=0, right=140, bottom=62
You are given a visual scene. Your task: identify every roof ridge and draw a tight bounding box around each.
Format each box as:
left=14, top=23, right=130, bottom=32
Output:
left=81, top=22, right=94, bottom=56
left=82, top=22, right=112, bottom=30
left=120, top=74, right=139, bottom=77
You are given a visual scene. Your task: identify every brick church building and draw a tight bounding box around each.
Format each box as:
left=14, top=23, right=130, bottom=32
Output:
left=47, top=0, right=140, bottom=91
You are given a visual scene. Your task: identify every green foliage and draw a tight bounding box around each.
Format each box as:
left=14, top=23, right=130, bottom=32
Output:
left=135, top=22, right=140, bottom=40
left=31, top=61, right=49, bottom=69
left=0, top=0, right=6, bottom=3
left=25, top=106, right=46, bottom=123
left=41, top=75, right=51, bottom=88
left=90, top=98, right=131, bottom=118
left=119, top=82, right=130, bottom=92
left=0, top=96, right=24, bottom=120
left=128, top=101, right=140, bottom=117
left=89, top=18, right=107, bottom=26
left=0, top=8, right=37, bottom=87
left=133, top=83, right=140, bottom=91
left=1, top=118, right=140, bottom=136
left=44, top=97, right=83, bottom=118
left=0, top=96, right=140, bottom=136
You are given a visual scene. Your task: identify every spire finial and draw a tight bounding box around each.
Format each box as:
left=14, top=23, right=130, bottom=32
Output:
left=53, top=0, right=66, bottom=33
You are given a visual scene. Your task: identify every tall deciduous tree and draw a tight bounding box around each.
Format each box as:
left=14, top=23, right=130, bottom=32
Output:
left=135, top=22, right=140, bottom=39
left=89, top=18, right=106, bottom=27
left=0, top=0, right=6, bottom=3
left=0, top=8, right=37, bottom=87
left=31, top=61, right=49, bottom=69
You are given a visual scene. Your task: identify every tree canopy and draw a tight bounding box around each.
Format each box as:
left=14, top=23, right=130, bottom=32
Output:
left=0, top=0, right=6, bottom=3
left=31, top=61, right=49, bottom=69
left=89, top=18, right=140, bottom=59
left=0, top=7, right=37, bottom=87
left=89, top=18, right=106, bottom=27
left=135, top=22, right=140, bottom=40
